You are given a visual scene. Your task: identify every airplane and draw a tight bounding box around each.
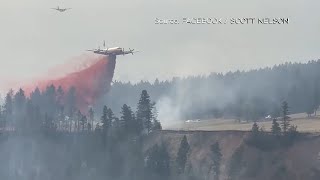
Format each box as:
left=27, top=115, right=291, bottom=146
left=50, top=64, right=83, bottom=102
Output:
left=51, top=6, right=72, bottom=12
left=87, top=41, right=138, bottom=57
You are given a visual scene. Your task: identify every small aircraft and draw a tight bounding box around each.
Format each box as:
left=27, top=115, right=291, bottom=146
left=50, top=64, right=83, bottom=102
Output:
left=87, top=41, right=138, bottom=57
left=51, top=6, right=72, bottom=12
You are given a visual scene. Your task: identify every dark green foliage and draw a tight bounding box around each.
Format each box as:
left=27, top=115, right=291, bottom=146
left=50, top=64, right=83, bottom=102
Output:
left=13, top=88, right=27, bottom=131
left=0, top=106, right=4, bottom=129
left=247, top=123, right=277, bottom=151
left=0, top=84, right=165, bottom=180
left=136, top=90, right=153, bottom=134
left=176, top=135, right=190, bottom=174
left=65, top=86, right=76, bottom=118
left=271, top=118, right=281, bottom=137
left=246, top=109, right=300, bottom=151
left=251, top=122, right=259, bottom=135
left=3, top=90, right=13, bottom=127
left=120, top=104, right=137, bottom=137
left=88, top=107, right=94, bottom=131
left=210, top=142, right=222, bottom=180
left=281, top=101, right=291, bottom=134
left=101, top=105, right=113, bottom=135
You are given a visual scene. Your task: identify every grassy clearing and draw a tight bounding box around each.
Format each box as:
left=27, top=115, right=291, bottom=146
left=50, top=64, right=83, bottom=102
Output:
left=165, top=112, right=320, bottom=133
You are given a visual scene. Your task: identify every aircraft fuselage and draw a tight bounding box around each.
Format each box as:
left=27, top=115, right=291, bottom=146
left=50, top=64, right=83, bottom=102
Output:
left=91, top=47, right=134, bottom=56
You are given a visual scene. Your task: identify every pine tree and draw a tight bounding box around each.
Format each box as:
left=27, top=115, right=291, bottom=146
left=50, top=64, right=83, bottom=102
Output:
left=88, top=107, right=94, bottom=131
left=101, top=106, right=110, bottom=134
left=3, top=90, right=13, bottom=128
left=0, top=106, right=3, bottom=130
left=271, top=118, right=281, bottom=137
left=43, top=84, right=57, bottom=118
left=136, top=90, right=153, bottom=134
left=30, top=87, right=42, bottom=106
left=251, top=122, right=259, bottom=135
left=211, top=142, right=222, bottom=180
left=43, top=113, right=55, bottom=133
left=281, top=101, right=291, bottom=133
left=80, top=115, right=87, bottom=131
left=66, top=87, right=76, bottom=118
left=176, top=135, right=190, bottom=174
left=25, top=100, right=42, bottom=134
left=56, top=86, right=64, bottom=105
left=76, top=110, right=82, bottom=132
left=120, top=104, right=135, bottom=137
left=14, top=88, right=26, bottom=111
left=106, top=108, right=114, bottom=129
left=13, top=88, right=26, bottom=130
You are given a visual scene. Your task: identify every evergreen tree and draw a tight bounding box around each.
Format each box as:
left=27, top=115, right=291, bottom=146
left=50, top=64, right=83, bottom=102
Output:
left=101, top=106, right=114, bottom=136
left=43, top=113, right=56, bottom=133
left=112, top=117, right=121, bottom=138
left=76, top=110, right=82, bottom=132
left=3, top=90, right=13, bottom=128
left=176, top=135, right=190, bottom=174
left=30, top=87, right=42, bottom=106
left=43, top=84, right=57, bottom=118
left=65, top=86, right=76, bottom=118
left=271, top=118, right=281, bottom=137
left=25, top=100, right=42, bottom=134
left=80, top=115, right=87, bottom=131
left=0, top=106, right=4, bottom=130
left=13, top=88, right=26, bottom=130
left=56, top=86, right=64, bottom=106
left=251, top=122, right=260, bottom=136
left=87, top=122, right=92, bottom=131
left=106, top=107, right=115, bottom=130
left=211, top=142, right=222, bottom=180
left=287, top=125, right=299, bottom=139
left=56, top=86, right=65, bottom=130
left=120, top=104, right=135, bottom=137
left=246, top=122, right=261, bottom=146
left=281, top=101, right=291, bottom=133
left=136, top=90, right=153, bottom=134
left=13, top=88, right=26, bottom=111
left=101, top=105, right=109, bottom=133
left=88, top=107, right=94, bottom=131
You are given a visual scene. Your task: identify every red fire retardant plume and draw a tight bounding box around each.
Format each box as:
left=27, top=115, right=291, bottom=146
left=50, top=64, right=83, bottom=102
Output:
left=24, top=56, right=116, bottom=112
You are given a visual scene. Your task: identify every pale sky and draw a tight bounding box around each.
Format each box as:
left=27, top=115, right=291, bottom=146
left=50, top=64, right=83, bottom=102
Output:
left=0, top=0, right=320, bottom=87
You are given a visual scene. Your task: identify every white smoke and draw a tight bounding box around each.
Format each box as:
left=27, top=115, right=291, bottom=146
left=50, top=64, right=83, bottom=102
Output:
left=156, top=96, right=182, bottom=128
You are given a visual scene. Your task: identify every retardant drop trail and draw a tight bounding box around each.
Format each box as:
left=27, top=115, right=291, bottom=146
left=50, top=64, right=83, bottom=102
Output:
left=24, top=55, right=116, bottom=112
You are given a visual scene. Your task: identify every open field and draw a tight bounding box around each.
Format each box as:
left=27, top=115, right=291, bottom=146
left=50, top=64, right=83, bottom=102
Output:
left=164, top=111, right=320, bottom=133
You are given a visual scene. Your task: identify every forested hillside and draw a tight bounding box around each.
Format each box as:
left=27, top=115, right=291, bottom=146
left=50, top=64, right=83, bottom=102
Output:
left=100, top=60, right=320, bottom=121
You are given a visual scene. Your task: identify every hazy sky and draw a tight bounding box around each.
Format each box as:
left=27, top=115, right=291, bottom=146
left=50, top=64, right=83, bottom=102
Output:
left=0, top=0, right=320, bottom=86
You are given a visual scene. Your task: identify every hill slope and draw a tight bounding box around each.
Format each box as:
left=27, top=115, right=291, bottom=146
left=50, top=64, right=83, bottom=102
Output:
left=146, top=130, right=320, bottom=180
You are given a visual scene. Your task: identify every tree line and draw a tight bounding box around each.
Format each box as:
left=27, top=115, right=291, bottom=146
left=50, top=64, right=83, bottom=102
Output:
left=0, top=86, right=161, bottom=135
left=100, top=60, right=320, bottom=121
left=0, top=85, right=220, bottom=180
left=246, top=101, right=299, bottom=151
